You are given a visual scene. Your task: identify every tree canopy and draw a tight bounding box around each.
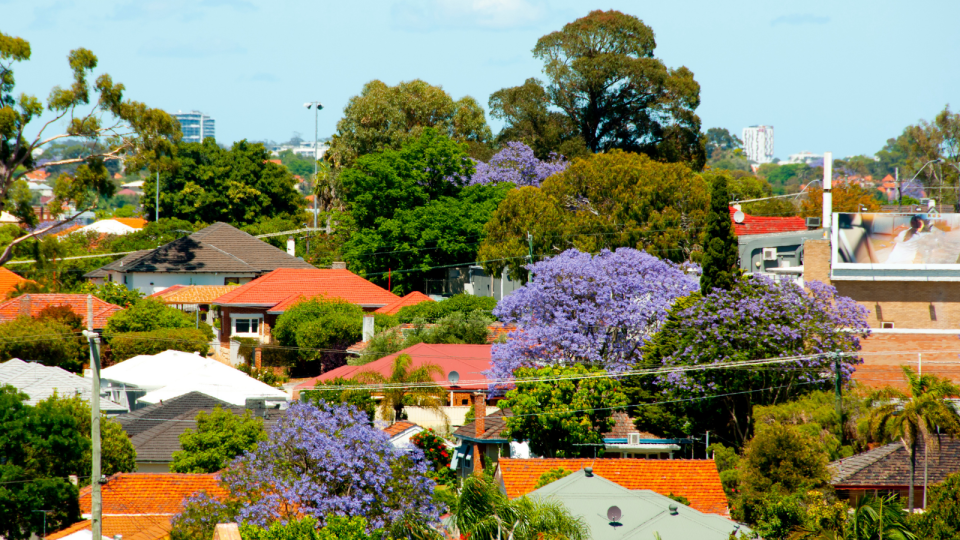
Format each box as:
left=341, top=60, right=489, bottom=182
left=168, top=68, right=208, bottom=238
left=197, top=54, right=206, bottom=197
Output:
left=699, top=174, right=739, bottom=294
left=141, top=139, right=304, bottom=226
left=272, top=297, right=364, bottom=374
left=479, top=150, right=711, bottom=281
left=494, top=10, right=705, bottom=168
left=326, top=79, right=492, bottom=169
left=171, top=406, right=267, bottom=473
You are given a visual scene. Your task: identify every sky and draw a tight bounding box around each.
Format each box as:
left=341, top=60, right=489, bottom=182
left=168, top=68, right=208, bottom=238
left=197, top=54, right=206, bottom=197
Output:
left=4, top=0, right=959, bottom=160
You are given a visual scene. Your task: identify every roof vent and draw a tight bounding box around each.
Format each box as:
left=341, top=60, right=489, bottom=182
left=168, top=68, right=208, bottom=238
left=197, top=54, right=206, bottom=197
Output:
left=584, top=466, right=593, bottom=477
left=668, top=503, right=679, bottom=516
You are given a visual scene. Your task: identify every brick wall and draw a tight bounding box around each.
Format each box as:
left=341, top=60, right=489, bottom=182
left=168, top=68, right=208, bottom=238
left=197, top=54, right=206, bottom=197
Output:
left=803, top=239, right=832, bottom=285
left=218, top=307, right=270, bottom=348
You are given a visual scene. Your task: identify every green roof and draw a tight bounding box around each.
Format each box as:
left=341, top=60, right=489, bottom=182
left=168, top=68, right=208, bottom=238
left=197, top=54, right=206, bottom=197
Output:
left=527, top=469, right=748, bottom=540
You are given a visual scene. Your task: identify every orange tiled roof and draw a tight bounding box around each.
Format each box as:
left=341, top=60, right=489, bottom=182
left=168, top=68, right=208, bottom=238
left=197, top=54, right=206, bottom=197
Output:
left=213, top=268, right=399, bottom=311
left=374, top=291, right=433, bottom=315
left=383, top=420, right=419, bottom=437
left=79, top=473, right=227, bottom=515
left=0, top=294, right=122, bottom=328
left=497, top=458, right=729, bottom=515
left=729, top=207, right=808, bottom=236
left=113, top=217, right=148, bottom=229
left=149, top=284, right=188, bottom=299
left=48, top=516, right=171, bottom=540
left=156, top=284, right=240, bottom=304
left=0, top=267, right=31, bottom=298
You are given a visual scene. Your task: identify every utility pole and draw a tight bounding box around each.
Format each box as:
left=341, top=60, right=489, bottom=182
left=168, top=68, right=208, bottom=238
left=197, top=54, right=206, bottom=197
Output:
left=304, top=101, right=323, bottom=256
left=84, top=295, right=103, bottom=540
left=526, top=231, right=534, bottom=282
left=155, top=171, right=159, bottom=223
left=834, top=352, right=843, bottom=445
left=32, top=510, right=50, bottom=540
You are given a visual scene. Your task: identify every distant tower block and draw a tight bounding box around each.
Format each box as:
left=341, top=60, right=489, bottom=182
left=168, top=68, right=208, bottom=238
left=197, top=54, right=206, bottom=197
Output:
left=741, top=125, right=774, bottom=164
left=171, top=110, right=216, bottom=143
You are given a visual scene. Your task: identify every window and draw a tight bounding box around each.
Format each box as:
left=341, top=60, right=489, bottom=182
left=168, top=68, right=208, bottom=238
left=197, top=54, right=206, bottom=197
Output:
left=225, top=277, right=241, bottom=285
left=881, top=322, right=895, bottom=329
left=232, top=315, right=262, bottom=337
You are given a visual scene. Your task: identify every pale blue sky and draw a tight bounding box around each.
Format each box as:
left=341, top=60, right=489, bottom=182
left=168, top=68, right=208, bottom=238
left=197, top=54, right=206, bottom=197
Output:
left=4, top=0, right=959, bottom=160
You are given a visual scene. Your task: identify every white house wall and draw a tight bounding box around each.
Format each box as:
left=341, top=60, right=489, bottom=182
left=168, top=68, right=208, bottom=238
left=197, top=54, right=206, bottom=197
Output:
left=114, top=272, right=256, bottom=295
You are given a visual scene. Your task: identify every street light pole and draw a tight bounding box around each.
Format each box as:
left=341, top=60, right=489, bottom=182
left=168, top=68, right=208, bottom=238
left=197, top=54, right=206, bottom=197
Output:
left=303, top=101, right=323, bottom=256
left=900, top=158, right=942, bottom=207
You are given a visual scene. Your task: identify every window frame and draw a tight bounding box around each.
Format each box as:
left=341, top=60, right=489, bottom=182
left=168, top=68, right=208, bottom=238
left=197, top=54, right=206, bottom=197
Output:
left=231, top=314, right=263, bottom=338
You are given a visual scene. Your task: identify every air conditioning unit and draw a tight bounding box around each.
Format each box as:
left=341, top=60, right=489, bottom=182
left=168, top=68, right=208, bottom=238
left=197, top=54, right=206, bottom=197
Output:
left=805, top=217, right=821, bottom=229
left=628, top=433, right=640, bottom=445
left=762, top=248, right=777, bottom=261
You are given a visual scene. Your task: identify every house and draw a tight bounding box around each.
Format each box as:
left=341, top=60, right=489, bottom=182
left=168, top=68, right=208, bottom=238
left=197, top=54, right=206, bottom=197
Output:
left=211, top=267, right=398, bottom=357
left=150, top=284, right=240, bottom=326
left=830, top=436, right=960, bottom=508
left=0, top=293, right=123, bottom=329
left=0, top=267, right=32, bottom=298
left=0, top=359, right=129, bottom=414
left=520, top=468, right=748, bottom=539
left=84, top=221, right=315, bottom=294
left=101, top=349, right=288, bottom=408
left=495, top=458, right=730, bottom=516
left=730, top=206, right=822, bottom=284
left=66, top=217, right=147, bottom=237
left=47, top=472, right=227, bottom=540
left=294, top=343, right=493, bottom=404
left=383, top=420, right=425, bottom=450
left=116, top=391, right=283, bottom=472
left=600, top=412, right=684, bottom=459
left=374, top=291, right=433, bottom=315
left=450, top=400, right=525, bottom=477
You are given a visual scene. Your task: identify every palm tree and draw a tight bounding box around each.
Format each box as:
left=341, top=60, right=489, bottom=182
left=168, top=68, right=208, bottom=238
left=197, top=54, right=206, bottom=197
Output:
left=354, top=353, right=448, bottom=423
left=451, top=474, right=588, bottom=540
left=863, top=366, right=960, bottom=512
left=789, top=494, right=916, bottom=540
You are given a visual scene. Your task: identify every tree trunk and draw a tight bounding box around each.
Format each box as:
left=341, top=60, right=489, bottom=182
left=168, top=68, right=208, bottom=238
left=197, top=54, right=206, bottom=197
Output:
left=908, top=438, right=917, bottom=512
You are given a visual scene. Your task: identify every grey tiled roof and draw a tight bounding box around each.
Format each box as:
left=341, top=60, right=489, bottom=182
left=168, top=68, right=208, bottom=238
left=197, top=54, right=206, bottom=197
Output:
left=87, top=222, right=315, bottom=276
left=83, top=250, right=153, bottom=278
left=117, top=391, right=283, bottom=465
left=454, top=408, right=512, bottom=442
left=830, top=436, right=960, bottom=486
left=0, top=359, right=127, bottom=412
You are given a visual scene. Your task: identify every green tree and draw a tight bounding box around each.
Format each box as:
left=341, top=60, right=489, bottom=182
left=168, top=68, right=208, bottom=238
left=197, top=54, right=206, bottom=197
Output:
left=450, top=473, right=587, bottom=540
left=754, top=390, right=868, bottom=461
left=0, top=31, right=179, bottom=266
left=726, top=173, right=798, bottom=217
left=706, top=128, right=742, bottom=159
left=800, top=183, right=881, bottom=218
left=700, top=174, right=738, bottom=294
left=354, top=353, right=446, bottom=423
left=488, top=78, right=586, bottom=160
left=340, top=128, right=508, bottom=293
left=499, top=10, right=705, bottom=168
left=0, top=386, right=83, bottom=540
left=272, top=297, right=363, bottom=374
left=0, top=317, right=85, bottom=372
left=480, top=151, right=710, bottom=281
left=739, top=423, right=831, bottom=496
left=501, top=365, right=628, bottom=458
left=327, top=79, right=492, bottom=169
left=534, top=468, right=572, bottom=490
left=394, top=294, right=497, bottom=323
left=75, top=281, right=144, bottom=307
left=863, top=366, right=960, bottom=512
left=45, top=393, right=137, bottom=479
left=913, top=472, right=960, bottom=540
left=276, top=148, right=316, bottom=179
left=171, top=406, right=266, bottom=473
left=141, top=139, right=304, bottom=226
left=108, top=327, right=211, bottom=362
left=104, top=297, right=207, bottom=336
left=240, top=516, right=387, bottom=540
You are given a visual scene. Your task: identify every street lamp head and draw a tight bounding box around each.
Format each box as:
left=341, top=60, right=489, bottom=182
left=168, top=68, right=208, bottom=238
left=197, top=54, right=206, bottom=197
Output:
left=304, top=103, right=313, bottom=109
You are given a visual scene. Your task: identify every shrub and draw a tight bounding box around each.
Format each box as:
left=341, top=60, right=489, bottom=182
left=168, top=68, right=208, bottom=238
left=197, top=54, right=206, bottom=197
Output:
left=75, top=281, right=143, bottom=307
left=36, top=305, right=84, bottom=330
left=394, top=293, right=496, bottom=323
left=104, top=298, right=212, bottom=341
left=109, top=328, right=210, bottom=362
left=534, top=468, right=572, bottom=489
left=0, top=317, right=85, bottom=372
left=410, top=428, right=455, bottom=485
left=272, top=298, right=363, bottom=374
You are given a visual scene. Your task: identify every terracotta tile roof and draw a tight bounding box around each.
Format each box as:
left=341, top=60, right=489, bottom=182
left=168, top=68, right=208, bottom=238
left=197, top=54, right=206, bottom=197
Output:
left=603, top=411, right=642, bottom=439
left=831, top=436, right=960, bottom=488
left=496, top=458, right=729, bottom=515
left=0, top=267, right=31, bottom=298
left=107, top=222, right=315, bottom=275
left=729, top=207, right=808, bottom=236
left=453, top=408, right=512, bottom=442
left=295, top=343, right=492, bottom=392
left=374, top=292, right=434, bottom=315
left=79, top=473, right=227, bottom=515
left=214, top=268, right=399, bottom=310
left=383, top=420, right=419, bottom=437
left=112, top=217, right=148, bottom=229
left=855, top=333, right=960, bottom=390
left=155, top=285, right=241, bottom=304
left=148, top=284, right=188, bottom=299
left=0, top=294, right=122, bottom=328
left=48, top=516, right=171, bottom=540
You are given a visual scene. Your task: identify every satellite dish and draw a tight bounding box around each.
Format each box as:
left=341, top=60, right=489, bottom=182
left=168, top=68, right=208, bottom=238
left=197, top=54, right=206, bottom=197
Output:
left=448, top=371, right=460, bottom=384
left=734, top=210, right=745, bottom=224
left=607, top=506, right=622, bottom=523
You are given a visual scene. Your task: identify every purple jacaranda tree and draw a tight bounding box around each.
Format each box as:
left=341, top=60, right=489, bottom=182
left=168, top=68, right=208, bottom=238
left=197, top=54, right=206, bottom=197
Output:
left=489, top=248, right=699, bottom=384
left=648, top=276, right=871, bottom=443
left=170, top=401, right=438, bottom=533
left=469, top=141, right=568, bottom=187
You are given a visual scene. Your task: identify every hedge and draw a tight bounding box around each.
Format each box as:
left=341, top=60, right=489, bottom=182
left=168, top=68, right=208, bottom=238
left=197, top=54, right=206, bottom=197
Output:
left=109, top=327, right=210, bottom=362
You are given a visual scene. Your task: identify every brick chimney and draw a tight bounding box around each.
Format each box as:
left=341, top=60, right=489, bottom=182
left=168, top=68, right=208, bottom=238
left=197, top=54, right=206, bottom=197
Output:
left=473, top=393, right=486, bottom=437
left=254, top=347, right=262, bottom=370
left=18, top=295, right=31, bottom=317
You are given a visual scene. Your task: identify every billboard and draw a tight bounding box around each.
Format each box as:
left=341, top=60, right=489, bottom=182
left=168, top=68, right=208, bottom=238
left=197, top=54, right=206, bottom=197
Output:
left=833, top=212, right=960, bottom=267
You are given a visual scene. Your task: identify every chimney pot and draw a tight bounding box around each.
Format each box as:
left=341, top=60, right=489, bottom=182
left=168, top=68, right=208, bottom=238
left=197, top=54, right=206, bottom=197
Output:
left=362, top=314, right=375, bottom=342
left=286, top=237, right=295, bottom=257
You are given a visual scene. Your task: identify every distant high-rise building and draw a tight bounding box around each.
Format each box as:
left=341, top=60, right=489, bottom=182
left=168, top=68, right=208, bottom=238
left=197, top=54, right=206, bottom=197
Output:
left=741, top=125, right=774, bottom=164
left=172, top=110, right=215, bottom=143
